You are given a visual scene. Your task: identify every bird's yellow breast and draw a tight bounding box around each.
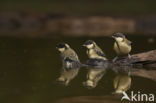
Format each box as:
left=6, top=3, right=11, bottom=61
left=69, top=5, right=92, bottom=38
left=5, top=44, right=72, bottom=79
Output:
left=87, top=49, right=105, bottom=60
left=88, top=49, right=98, bottom=58
left=114, top=42, right=131, bottom=55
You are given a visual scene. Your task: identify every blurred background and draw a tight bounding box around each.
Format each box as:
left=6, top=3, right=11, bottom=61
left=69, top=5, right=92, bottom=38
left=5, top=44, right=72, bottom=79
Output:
left=0, top=0, right=156, bottom=103
left=0, top=0, right=156, bottom=37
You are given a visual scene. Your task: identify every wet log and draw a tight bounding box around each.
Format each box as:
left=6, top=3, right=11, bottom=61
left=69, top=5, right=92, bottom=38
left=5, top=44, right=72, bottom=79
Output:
left=132, top=50, right=156, bottom=61
left=129, top=50, right=156, bottom=81
left=114, top=50, right=156, bottom=68
left=131, top=49, right=156, bottom=68
left=110, top=50, right=156, bottom=81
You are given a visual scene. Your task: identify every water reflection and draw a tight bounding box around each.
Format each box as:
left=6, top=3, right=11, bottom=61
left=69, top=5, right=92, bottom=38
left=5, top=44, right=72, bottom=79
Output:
left=56, top=68, right=80, bottom=86
left=113, top=73, right=131, bottom=94
left=111, top=58, right=134, bottom=94
left=83, top=59, right=110, bottom=88
left=83, top=68, right=105, bottom=88
left=0, top=36, right=155, bottom=103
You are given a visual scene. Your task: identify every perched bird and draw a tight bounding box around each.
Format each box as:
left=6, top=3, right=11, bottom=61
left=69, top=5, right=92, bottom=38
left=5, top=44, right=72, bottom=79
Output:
left=112, top=33, right=132, bottom=62
left=83, top=40, right=108, bottom=88
left=83, top=40, right=107, bottom=60
left=56, top=43, right=82, bottom=86
left=113, top=74, right=131, bottom=94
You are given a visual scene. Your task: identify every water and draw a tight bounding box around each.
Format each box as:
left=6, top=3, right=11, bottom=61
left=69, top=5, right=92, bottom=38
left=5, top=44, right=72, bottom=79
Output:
left=0, top=35, right=155, bottom=103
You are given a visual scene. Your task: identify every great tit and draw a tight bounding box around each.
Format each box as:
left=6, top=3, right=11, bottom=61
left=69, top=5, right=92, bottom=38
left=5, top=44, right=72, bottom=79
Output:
left=56, top=43, right=82, bottom=85
left=112, top=33, right=132, bottom=62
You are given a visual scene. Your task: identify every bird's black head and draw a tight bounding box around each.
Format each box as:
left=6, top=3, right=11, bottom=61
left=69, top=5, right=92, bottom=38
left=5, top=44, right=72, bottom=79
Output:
left=56, top=43, right=70, bottom=52
left=83, top=40, right=95, bottom=46
left=57, top=43, right=66, bottom=49
left=112, top=32, right=125, bottom=38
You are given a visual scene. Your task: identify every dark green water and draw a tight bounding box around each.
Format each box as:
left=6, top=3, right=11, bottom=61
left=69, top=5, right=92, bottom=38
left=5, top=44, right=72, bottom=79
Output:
left=0, top=35, right=156, bottom=103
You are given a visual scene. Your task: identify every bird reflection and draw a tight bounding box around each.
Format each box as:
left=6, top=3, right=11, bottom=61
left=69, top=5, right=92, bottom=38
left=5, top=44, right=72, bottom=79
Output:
left=113, top=73, right=131, bottom=94
left=83, top=59, right=110, bottom=89
left=57, top=68, right=80, bottom=86
left=112, top=63, right=132, bottom=94
left=83, top=68, right=106, bottom=89
left=111, top=57, right=135, bottom=76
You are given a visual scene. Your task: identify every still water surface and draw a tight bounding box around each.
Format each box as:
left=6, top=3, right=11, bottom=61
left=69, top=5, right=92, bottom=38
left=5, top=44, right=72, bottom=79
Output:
left=0, top=35, right=155, bottom=103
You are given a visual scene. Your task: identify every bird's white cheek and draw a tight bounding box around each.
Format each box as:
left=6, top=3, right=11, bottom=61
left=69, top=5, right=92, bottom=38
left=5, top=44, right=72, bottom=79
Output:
left=58, top=48, right=65, bottom=52
left=87, top=44, right=94, bottom=49
left=116, top=37, right=123, bottom=42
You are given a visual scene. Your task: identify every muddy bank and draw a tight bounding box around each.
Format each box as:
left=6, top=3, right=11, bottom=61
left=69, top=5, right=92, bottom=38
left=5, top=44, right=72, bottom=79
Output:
left=0, top=12, right=156, bottom=37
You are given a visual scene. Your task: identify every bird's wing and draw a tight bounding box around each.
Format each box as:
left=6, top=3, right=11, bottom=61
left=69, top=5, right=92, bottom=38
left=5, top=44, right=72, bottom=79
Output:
left=63, top=49, right=79, bottom=62
left=64, top=57, right=82, bottom=69
left=63, top=50, right=82, bottom=69
left=69, top=50, right=79, bottom=61
left=95, top=47, right=105, bottom=57
left=125, top=39, right=132, bottom=46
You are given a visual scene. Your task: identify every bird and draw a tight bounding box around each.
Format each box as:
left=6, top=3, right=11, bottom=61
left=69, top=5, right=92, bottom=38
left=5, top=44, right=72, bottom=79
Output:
left=56, top=43, right=82, bottom=86
left=113, top=74, right=131, bottom=94
left=112, top=33, right=132, bottom=62
left=83, top=40, right=107, bottom=60
left=82, top=40, right=108, bottom=88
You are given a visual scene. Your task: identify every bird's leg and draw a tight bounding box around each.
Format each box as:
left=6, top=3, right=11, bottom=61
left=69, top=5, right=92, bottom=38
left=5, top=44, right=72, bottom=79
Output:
left=128, top=54, right=131, bottom=59
left=113, top=56, right=118, bottom=62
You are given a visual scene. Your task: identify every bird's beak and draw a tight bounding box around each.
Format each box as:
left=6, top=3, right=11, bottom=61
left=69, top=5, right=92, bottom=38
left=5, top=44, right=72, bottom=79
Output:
left=82, top=44, right=86, bottom=47
left=56, top=47, right=58, bottom=49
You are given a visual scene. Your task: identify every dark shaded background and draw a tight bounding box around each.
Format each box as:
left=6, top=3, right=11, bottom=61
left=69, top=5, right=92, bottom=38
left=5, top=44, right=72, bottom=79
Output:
left=0, top=0, right=156, bottom=37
